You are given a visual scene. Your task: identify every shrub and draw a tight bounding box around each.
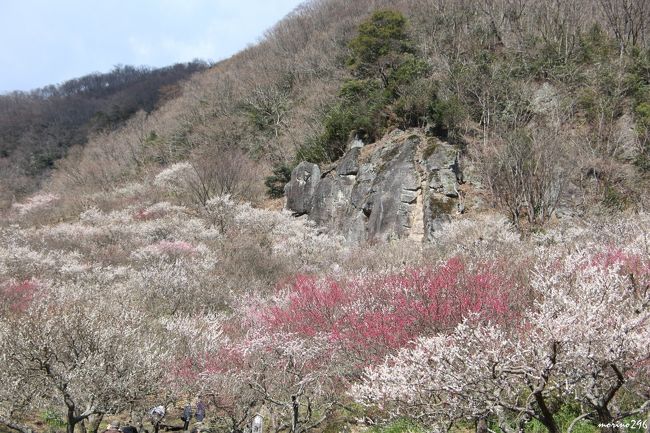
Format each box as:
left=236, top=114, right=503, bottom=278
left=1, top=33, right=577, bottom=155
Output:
left=295, top=136, right=331, bottom=165
left=328, top=80, right=388, bottom=142
left=369, top=419, right=423, bottom=433
left=634, top=102, right=650, bottom=171
left=264, top=163, right=293, bottom=198
left=298, top=80, right=389, bottom=163
left=386, top=55, right=429, bottom=94
left=428, top=96, right=466, bottom=139
left=393, top=80, right=434, bottom=129
left=578, top=24, right=616, bottom=64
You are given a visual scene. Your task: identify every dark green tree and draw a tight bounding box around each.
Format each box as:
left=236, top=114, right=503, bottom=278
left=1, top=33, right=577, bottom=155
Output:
left=265, top=163, right=293, bottom=198
left=348, top=9, right=414, bottom=86
left=296, top=9, right=432, bottom=165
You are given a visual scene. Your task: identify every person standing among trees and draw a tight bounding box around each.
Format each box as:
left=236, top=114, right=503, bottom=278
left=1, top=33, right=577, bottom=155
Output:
left=194, top=399, right=205, bottom=423
left=149, top=405, right=165, bottom=433
left=181, top=402, right=193, bottom=431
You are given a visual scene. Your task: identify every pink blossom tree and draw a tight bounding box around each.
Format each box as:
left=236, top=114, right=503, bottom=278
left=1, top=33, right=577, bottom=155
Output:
left=263, top=258, right=521, bottom=367
left=187, top=258, right=523, bottom=433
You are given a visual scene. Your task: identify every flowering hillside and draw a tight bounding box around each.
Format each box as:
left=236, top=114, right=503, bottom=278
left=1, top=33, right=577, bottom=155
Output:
left=1, top=170, right=648, bottom=433
left=2, top=0, right=650, bottom=433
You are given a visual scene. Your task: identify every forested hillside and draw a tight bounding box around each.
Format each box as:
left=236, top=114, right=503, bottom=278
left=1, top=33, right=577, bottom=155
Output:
left=0, top=2, right=648, bottom=433
left=15, top=0, right=647, bottom=220
left=0, top=61, right=208, bottom=206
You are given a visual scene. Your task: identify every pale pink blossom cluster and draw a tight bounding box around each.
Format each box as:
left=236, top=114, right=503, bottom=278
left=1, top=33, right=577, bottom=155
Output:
left=11, top=192, right=59, bottom=215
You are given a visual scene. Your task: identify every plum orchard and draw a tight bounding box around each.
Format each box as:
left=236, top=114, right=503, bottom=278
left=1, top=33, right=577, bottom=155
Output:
left=0, top=281, right=171, bottom=433
left=1, top=185, right=649, bottom=433
left=0, top=193, right=339, bottom=433
left=354, top=249, right=650, bottom=433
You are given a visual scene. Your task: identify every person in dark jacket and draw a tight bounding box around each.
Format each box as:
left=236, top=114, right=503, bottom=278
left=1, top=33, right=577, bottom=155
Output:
left=194, top=400, right=205, bottom=422
left=181, top=403, right=192, bottom=431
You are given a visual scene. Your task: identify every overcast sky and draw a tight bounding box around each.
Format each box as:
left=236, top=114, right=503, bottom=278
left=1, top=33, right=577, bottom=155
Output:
left=0, top=0, right=304, bottom=93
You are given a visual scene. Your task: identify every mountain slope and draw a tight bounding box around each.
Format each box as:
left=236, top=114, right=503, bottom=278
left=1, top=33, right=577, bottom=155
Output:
left=3, top=0, right=650, bottom=228
left=1, top=2, right=649, bottom=433
left=0, top=62, right=208, bottom=206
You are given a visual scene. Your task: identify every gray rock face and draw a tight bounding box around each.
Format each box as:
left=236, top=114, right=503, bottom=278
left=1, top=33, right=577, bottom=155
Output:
left=336, top=147, right=361, bottom=175
left=284, top=162, right=320, bottom=215
left=284, top=131, right=464, bottom=243
left=424, top=142, right=461, bottom=197
left=365, top=138, right=420, bottom=241
left=421, top=140, right=462, bottom=240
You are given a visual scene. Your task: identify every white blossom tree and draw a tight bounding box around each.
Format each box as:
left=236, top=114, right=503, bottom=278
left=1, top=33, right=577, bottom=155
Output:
left=0, top=282, right=174, bottom=433
left=240, top=331, right=343, bottom=433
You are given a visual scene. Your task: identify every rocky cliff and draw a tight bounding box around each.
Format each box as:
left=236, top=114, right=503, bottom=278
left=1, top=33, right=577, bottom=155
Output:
left=285, top=130, right=465, bottom=243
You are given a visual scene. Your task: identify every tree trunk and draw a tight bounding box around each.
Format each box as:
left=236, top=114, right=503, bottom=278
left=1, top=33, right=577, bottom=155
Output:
left=128, top=405, right=145, bottom=433
left=533, top=392, right=560, bottom=433
left=476, top=417, right=488, bottom=433
left=0, top=416, right=36, bottom=433
left=596, top=363, right=626, bottom=433
left=87, top=414, right=104, bottom=433
left=291, top=396, right=299, bottom=433
left=596, top=408, right=619, bottom=433
left=67, top=407, right=78, bottom=433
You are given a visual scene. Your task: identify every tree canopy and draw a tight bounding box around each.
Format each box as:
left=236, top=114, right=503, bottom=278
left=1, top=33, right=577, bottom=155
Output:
left=348, top=9, right=414, bottom=83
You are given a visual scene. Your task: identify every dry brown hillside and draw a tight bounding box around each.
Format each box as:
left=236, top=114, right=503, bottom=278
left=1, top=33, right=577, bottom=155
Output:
left=8, top=0, right=649, bottom=224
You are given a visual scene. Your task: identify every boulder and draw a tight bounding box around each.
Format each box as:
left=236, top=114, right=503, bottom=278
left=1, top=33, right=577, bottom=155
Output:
left=284, top=162, right=320, bottom=215
left=336, top=147, right=361, bottom=176
left=423, top=140, right=461, bottom=197
left=311, top=175, right=356, bottom=227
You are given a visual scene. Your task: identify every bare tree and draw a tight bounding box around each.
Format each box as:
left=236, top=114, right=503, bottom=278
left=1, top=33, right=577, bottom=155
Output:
left=598, top=0, right=650, bottom=54
left=478, top=125, right=567, bottom=227
left=241, top=82, right=292, bottom=139
left=186, top=147, right=264, bottom=206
